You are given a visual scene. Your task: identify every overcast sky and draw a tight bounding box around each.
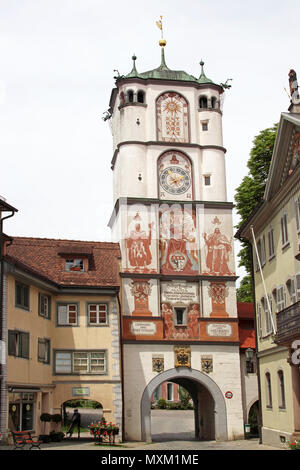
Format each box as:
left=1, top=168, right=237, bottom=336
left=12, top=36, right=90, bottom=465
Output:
left=1, top=0, right=299, bottom=282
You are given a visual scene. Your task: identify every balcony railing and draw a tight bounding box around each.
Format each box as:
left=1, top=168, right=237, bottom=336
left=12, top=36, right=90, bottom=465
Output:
left=275, top=301, right=300, bottom=345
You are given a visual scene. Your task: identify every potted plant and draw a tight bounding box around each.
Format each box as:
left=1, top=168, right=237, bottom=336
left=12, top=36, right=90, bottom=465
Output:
left=49, top=431, right=65, bottom=442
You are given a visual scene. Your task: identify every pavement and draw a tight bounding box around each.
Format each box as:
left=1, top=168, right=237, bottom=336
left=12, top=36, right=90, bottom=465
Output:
left=0, top=410, right=287, bottom=451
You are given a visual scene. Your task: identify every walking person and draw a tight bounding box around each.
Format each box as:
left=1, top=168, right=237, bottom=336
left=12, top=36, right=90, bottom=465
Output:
left=66, top=408, right=81, bottom=438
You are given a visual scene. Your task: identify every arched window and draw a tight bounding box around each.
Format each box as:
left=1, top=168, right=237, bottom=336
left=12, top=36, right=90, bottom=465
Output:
left=156, top=91, right=189, bottom=143
left=211, top=96, right=217, bottom=109
left=119, top=91, right=125, bottom=106
left=265, top=372, right=272, bottom=408
left=278, top=370, right=286, bottom=409
left=137, top=91, right=145, bottom=104
left=127, top=90, right=134, bottom=103
left=199, top=96, right=208, bottom=109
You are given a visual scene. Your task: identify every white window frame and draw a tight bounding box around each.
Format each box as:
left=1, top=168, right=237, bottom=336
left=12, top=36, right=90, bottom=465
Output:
left=54, top=350, right=107, bottom=375
left=167, top=383, right=173, bottom=401
left=65, top=258, right=84, bottom=272
left=286, top=277, right=297, bottom=305
left=257, top=302, right=262, bottom=339
left=39, top=293, right=51, bottom=319
left=87, top=303, right=108, bottom=326
left=57, top=303, right=78, bottom=326
left=280, top=211, right=289, bottom=247
left=38, top=338, right=50, bottom=364
left=276, top=285, right=286, bottom=313
left=267, top=226, right=275, bottom=260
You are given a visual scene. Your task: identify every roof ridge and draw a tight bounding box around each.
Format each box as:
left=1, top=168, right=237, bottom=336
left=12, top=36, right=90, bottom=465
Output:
left=9, top=236, right=119, bottom=246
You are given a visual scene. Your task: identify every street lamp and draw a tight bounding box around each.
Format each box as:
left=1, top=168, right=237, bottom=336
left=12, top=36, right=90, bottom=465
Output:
left=245, top=348, right=255, bottom=373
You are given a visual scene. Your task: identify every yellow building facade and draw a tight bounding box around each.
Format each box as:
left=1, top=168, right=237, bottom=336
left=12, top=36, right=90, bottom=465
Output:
left=2, top=237, right=122, bottom=441
left=238, top=108, right=300, bottom=447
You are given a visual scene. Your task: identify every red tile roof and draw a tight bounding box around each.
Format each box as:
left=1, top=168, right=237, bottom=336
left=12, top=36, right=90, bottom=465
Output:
left=5, top=237, right=120, bottom=288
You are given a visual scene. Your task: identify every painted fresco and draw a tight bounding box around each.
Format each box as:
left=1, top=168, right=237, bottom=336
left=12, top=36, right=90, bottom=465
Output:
left=156, top=92, right=189, bottom=143
left=158, top=150, right=193, bottom=201
left=202, top=216, right=235, bottom=276
left=159, top=206, right=198, bottom=275
left=124, top=210, right=157, bottom=273
left=162, top=302, right=200, bottom=340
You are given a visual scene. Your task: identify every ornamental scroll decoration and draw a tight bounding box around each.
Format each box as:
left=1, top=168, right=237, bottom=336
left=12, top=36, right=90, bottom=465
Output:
left=174, top=345, right=191, bottom=368
left=207, top=283, right=229, bottom=304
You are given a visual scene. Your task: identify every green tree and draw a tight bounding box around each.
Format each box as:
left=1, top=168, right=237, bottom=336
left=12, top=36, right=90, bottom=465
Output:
left=235, top=124, right=278, bottom=297
left=236, top=275, right=253, bottom=303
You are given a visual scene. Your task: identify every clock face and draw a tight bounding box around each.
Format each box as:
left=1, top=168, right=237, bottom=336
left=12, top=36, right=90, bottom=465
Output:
left=160, top=166, right=191, bottom=195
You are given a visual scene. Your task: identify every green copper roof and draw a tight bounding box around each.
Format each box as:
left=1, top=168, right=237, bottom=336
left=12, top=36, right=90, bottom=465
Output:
left=123, top=47, right=216, bottom=86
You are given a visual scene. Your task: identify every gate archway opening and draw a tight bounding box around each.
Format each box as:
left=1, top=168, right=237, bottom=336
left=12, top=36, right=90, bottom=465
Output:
left=141, top=368, right=227, bottom=443
left=62, top=398, right=103, bottom=432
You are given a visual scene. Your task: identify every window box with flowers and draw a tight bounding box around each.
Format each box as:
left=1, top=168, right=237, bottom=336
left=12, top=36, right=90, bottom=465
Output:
left=89, top=418, right=119, bottom=445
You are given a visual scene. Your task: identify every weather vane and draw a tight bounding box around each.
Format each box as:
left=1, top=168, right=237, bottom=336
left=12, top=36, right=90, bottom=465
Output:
left=156, top=16, right=163, bottom=38
left=156, top=15, right=166, bottom=47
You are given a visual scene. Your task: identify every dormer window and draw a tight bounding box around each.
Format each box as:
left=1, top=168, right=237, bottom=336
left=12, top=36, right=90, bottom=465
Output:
left=66, top=259, right=84, bottom=272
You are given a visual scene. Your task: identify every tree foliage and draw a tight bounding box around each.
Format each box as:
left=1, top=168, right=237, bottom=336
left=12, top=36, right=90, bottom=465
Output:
left=234, top=124, right=278, bottom=298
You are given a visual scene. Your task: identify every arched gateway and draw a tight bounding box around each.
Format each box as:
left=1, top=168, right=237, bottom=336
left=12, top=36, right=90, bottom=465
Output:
left=141, top=368, right=228, bottom=442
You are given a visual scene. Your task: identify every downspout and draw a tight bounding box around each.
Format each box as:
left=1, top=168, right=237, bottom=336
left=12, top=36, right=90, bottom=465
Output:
left=116, top=291, right=125, bottom=441
left=235, top=232, right=263, bottom=444
left=0, top=211, right=15, bottom=442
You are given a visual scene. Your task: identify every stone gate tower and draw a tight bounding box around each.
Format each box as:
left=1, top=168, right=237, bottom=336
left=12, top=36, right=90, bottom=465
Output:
left=108, top=32, right=244, bottom=441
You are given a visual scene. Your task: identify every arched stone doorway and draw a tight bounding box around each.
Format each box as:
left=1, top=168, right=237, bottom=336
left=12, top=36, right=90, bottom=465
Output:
left=141, top=367, right=227, bottom=442
left=62, top=399, right=103, bottom=430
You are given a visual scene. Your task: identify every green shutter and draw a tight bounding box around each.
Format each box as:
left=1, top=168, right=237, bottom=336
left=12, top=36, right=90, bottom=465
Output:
left=20, top=332, right=29, bottom=359
left=8, top=331, right=16, bottom=356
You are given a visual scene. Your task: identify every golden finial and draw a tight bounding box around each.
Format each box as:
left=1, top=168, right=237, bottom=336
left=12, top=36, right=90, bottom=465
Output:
left=156, top=16, right=166, bottom=47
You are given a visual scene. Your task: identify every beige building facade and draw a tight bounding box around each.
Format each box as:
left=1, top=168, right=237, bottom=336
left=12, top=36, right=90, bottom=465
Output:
left=1, top=237, right=122, bottom=441
left=237, top=103, right=300, bottom=447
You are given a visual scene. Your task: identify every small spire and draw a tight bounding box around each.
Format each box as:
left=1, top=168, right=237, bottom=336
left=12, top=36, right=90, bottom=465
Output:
left=155, top=16, right=168, bottom=70
left=126, top=54, right=140, bottom=78
left=198, top=59, right=213, bottom=84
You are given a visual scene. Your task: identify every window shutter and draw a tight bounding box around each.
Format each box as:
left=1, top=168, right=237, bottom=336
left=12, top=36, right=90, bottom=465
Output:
left=58, top=305, right=68, bottom=324
left=20, top=332, right=29, bottom=359
left=8, top=331, right=16, bottom=356
left=257, top=303, right=262, bottom=338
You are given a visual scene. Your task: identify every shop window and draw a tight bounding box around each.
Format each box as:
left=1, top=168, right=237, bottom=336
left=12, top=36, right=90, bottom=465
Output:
left=9, top=392, right=34, bottom=431
left=15, top=282, right=29, bottom=310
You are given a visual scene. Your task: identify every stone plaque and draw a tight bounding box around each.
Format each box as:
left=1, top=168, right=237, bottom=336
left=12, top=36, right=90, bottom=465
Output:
left=161, top=281, right=198, bottom=305
left=72, top=387, right=90, bottom=397
left=206, top=323, right=232, bottom=337
left=130, top=321, right=157, bottom=336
